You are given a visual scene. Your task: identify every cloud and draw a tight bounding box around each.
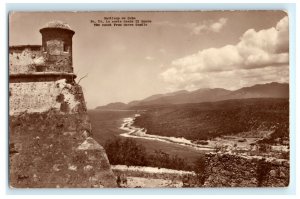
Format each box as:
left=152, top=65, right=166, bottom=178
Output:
left=163, top=65, right=289, bottom=91
left=145, top=56, right=155, bottom=61
left=187, top=18, right=228, bottom=34
left=154, top=18, right=228, bottom=34
left=275, top=15, right=289, bottom=53
left=160, top=16, right=289, bottom=91
left=159, top=48, right=167, bottom=54
left=210, top=18, right=228, bottom=32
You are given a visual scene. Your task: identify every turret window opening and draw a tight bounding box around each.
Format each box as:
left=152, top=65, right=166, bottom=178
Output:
left=63, top=43, right=69, bottom=53
left=42, top=44, right=47, bottom=52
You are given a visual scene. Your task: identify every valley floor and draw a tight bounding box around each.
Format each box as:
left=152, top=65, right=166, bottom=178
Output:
left=119, top=114, right=289, bottom=162
left=111, top=165, right=195, bottom=188
left=88, top=109, right=289, bottom=188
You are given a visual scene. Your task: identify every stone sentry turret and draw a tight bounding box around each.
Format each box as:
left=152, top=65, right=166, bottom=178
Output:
left=10, top=21, right=76, bottom=82
left=9, top=21, right=116, bottom=188
left=39, top=21, right=75, bottom=73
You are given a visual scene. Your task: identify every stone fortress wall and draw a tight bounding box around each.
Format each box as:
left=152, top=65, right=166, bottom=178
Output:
left=9, top=20, right=117, bottom=188
left=9, top=45, right=73, bottom=74
left=9, top=79, right=84, bottom=115
left=9, top=45, right=43, bottom=74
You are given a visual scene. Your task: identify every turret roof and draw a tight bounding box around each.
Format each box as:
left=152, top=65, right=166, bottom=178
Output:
left=41, top=20, right=73, bottom=31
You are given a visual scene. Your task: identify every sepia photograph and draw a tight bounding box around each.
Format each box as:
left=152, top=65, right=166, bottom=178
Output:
left=9, top=10, right=289, bottom=188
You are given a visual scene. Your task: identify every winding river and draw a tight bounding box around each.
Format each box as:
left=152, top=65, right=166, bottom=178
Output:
left=119, top=114, right=215, bottom=151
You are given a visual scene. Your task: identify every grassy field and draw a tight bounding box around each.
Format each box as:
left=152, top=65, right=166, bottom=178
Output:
left=88, top=110, right=205, bottom=166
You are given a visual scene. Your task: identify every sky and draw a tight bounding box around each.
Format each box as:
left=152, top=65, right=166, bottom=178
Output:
left=9, top=11, right=289, bottom=108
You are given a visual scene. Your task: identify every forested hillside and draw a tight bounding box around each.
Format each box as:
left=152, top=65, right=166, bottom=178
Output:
left=133, top=98, right=289, bottom=142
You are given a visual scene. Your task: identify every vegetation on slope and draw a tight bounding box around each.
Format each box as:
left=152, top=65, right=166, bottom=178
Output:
left=104, top=138, right=196, bottom=171
left=133, top=98, right=289, bottom=142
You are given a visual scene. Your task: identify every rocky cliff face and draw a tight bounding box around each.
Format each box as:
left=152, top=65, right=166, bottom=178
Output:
left=203, top=153, right=289, bottom=187
left=9, top=81, right=117, bottom=188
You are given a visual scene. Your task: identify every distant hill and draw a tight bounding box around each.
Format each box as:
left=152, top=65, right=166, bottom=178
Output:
left=142, top=88, right=232, bottom=105
left=96, top=82, right=289, bottom=110
left=95, top=102, right=127, bottom=110
left=227, top=82, right=289, bottom=99
left=142, top=90, right=189, bottom=102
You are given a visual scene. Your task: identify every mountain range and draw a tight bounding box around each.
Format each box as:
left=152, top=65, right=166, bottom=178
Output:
left=95, top=82, right=289, bottom=110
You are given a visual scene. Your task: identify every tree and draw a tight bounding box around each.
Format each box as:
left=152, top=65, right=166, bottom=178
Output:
left=192, top=157, right=207, bottom=186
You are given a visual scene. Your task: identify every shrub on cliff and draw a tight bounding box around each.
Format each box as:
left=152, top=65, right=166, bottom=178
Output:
left=104, top=139, right=191, bottom=171
left=192, top=157, right=207, bottom=186
left=104, top=138, right=148, bottom=166
left=257, top=159, right=271, bottom=187
left=147, top=150, right=190, bottom=171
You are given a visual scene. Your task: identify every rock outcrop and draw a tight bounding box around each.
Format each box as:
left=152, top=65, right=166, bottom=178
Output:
left=9, top=109, right=116, bottom=188
left=202, top=153, right=289, bottom=187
